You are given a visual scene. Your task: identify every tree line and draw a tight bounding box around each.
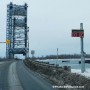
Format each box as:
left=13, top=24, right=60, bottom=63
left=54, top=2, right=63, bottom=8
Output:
left=31, top=54, right=90, bottom=60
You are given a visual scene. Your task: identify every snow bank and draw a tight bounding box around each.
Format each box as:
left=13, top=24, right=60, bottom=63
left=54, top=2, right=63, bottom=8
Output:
left=71, top=68, right=90, bottom=79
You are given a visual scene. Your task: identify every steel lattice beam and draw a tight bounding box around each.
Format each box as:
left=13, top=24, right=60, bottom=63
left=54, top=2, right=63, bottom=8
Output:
left=6, top=2, right=29, bottom=59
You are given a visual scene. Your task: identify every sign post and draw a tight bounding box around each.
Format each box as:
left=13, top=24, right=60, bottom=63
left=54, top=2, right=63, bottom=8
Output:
left=71, top=23, right=85, bottom=73
left=80, top=23, right=85, bottom=73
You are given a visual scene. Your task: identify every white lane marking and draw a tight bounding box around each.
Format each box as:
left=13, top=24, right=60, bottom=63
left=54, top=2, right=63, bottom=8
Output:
left=8, top=62, right=23, bottom=90
left=0, top=62, right=4, bottom=65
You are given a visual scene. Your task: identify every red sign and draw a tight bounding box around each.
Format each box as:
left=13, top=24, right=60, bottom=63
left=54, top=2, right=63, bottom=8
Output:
left=72, top=30, right=84, bottom=37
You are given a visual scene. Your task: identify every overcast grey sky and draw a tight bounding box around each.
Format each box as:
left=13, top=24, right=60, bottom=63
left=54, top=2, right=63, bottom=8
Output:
left=0, top=0, right=90, bottom=57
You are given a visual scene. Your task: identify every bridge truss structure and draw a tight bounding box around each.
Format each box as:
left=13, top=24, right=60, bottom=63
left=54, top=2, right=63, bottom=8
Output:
left=6, top=2, right=29, bottom=59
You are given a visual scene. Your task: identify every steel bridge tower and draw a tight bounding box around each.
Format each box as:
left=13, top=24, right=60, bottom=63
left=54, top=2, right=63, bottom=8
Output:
left=6, top=2, right=29, bottom=59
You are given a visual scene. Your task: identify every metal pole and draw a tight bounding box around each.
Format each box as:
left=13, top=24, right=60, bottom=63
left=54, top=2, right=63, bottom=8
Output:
left=56, top=48, right=58, bottom=66
left=57, top=48, right=58, bottom=60
left=80, top=23, right=85, bottom=73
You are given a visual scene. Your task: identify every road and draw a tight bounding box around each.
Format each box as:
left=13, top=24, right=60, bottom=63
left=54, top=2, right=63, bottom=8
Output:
left=0, top=60, right=57, bottom=90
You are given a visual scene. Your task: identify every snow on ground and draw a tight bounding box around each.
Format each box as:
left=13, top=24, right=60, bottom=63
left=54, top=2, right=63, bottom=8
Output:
left=71, top=68, right=90, bottom=79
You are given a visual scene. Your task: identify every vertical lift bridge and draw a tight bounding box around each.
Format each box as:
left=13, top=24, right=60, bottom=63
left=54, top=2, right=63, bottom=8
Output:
left=6, top=2, right=29, bottom=59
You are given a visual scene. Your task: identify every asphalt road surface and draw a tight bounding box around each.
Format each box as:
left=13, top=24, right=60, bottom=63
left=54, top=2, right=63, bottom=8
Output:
left=0, top=60, right=58, bottom=90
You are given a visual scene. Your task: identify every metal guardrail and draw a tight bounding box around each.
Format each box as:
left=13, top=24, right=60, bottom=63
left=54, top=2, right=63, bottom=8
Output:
left=30, top=60, right=71, bottom=71
left=33, top=60, right=71, bottom=72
